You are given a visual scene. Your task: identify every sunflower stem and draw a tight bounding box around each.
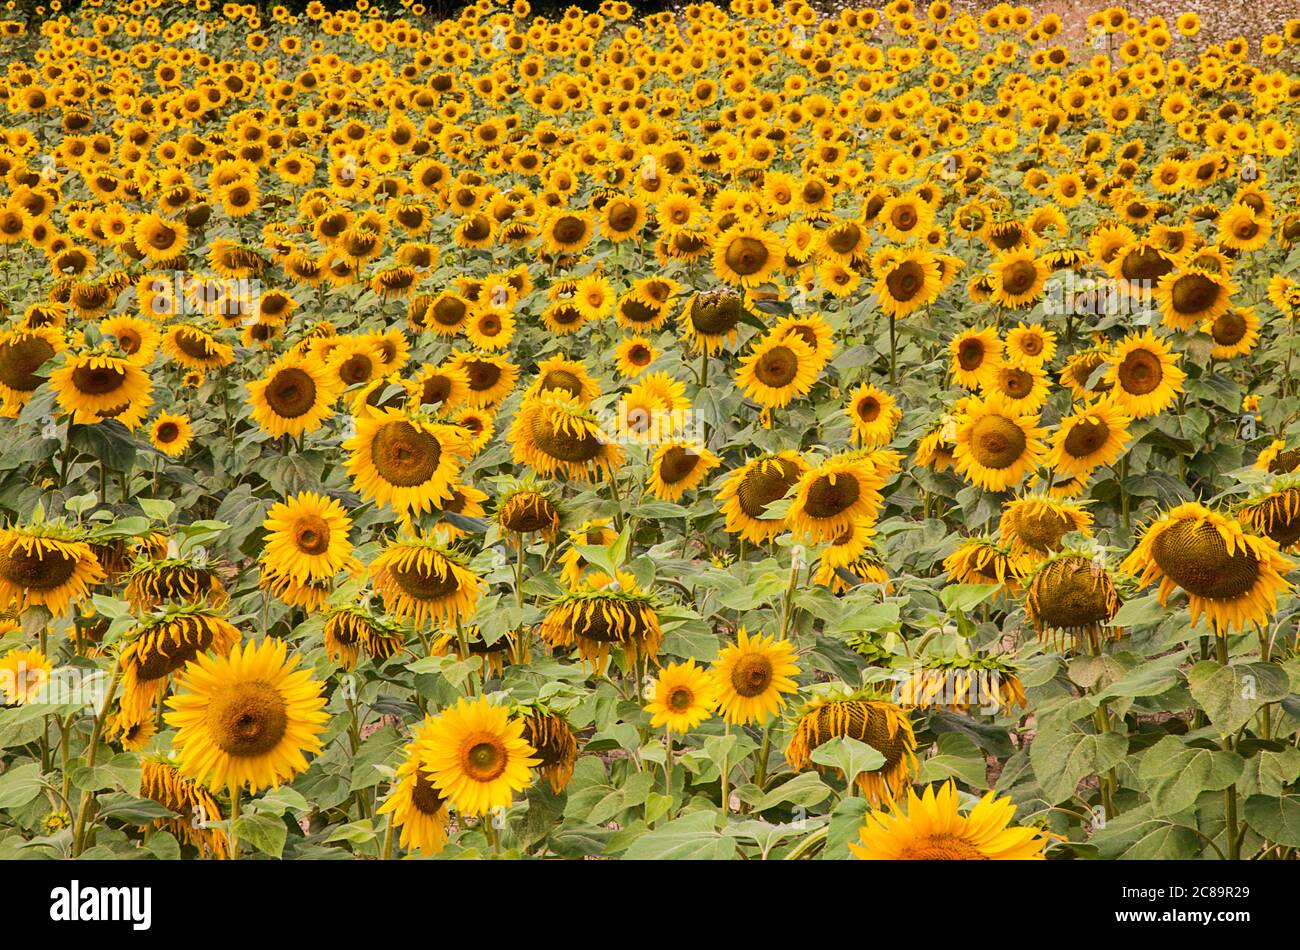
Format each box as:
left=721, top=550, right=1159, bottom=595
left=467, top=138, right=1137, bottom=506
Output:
left=70, top=656, right=122, bottom=858
left=753, top=721, right=772, bottom=790
left=719, top=721, right=731, bottom=826
left=663, top=726, right=673, bottom=815
left=514, top=537, right=526, bottom=613
left=228, top=785, right=241, bottom=860
left=1216, top=635, right=1242, bottom=860
left=380, top=810, right=395, bottom=860
left=888, top=313, right=897, bottom=386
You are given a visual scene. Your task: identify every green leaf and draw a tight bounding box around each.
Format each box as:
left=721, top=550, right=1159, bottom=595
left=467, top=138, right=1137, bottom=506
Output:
left=233, top=813, right=287, bottom=858
left=252, top=786, right=311, bottom=817
left=939, top=583, right=1000, bottom=613
left=1091, top=804, right=1202, bottom=859
left=752, top=771, right=832, bottom=812
left=915, top=732, right=989, bottom=789
left=809, top=736, right=886, bottom=784
left=824, top=796, right=869, bottom=860
left=0, top=763, right=44, bottom=809
left=1187, top=661, right=1290, bottom=736
left=1137, top=736, right=1243, bottom=816
left=1243, top=795, right=1300, bottom=847
left=620, top=810, right=737, bottom=860
left=1029, top=729, right=1128, bottom=803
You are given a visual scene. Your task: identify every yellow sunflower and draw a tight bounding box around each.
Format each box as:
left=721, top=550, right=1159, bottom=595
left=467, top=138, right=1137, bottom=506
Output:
left=850, top=781, right=1049, bottom=860
left=343, top=408, right=470, bottom=517
left=645, top=658, right=718, bottom=733
left=415, top=696, right=539, bottom=817
left=376, top=721, right=452, bottom=856
left=736, top=333, right=819, bottom=409
left=647, top=440, right=720, bottom=502
left=149, top=413, right=193, bottom=457
left=246, top=353, right=340, bottom=440
left=710, top=628, right=801, bottom=726
left=1103, top=331, right=1185, bottom=419
left=262, top=491, right=357, bottom=583
left=0, top=526, right=104, bottom=617
left=369, top=535, right=483, bottom=629
left=788, top=454, right=886, bottom=543
left=952, top=395, right=1048, bottom=493
left=0, top=647, right=51, bottom=705
left=1047, top=398, right=1133, bottom=477
left=717, top=451, right=807, bottom=543
left=785, top=694, right=917, bottom=805
left=949, top=326, right=1002, bottom=390
left=846, top=384, right=901, bottom=447
left=164, top=637, right=329, bottom=793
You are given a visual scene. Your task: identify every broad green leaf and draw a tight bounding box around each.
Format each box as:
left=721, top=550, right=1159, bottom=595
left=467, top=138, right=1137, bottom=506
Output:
left=234, top=813, right=287, bottom=858
left=809, top=736, right=886, bottom=784
left=1187, top=661, right=1290, bottom=736
left=620, top=810, right=737, bottom=860
left=1137, top=736, right=1243, bottom=816
left=1029, top=729, right=1128, bottom=803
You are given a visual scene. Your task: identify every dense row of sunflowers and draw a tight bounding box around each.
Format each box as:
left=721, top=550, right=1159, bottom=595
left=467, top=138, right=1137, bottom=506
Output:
left=0, top=0, right=1298, bottom=861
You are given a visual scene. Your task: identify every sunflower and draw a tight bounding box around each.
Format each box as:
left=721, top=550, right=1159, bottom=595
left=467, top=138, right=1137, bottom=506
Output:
left=344, top=408, right=470, bottom=517
left=510, top=392, right=623, bottom=483
left=523, top=355, right=601, bottom=406
left=124, top=558, right=228, bottom=613
left=998, top=496, right=1093, bottom=561
left=1237, top=480, right=1300, bottom=551
left=375, top=722, right=451, bottom=856
left=874, top=248, right=942, bottom=318
left=949, top=326, right=1002, bottom=390
left=1047, top=398, right=1133, bottom=477
left=497, top=484, right=561, bottom=541
left=540, top=582, right=663, bottom=674
left=1004, top=322, right=1056, bottom=368
left=615, top=335, right=658, bottom=377
left=915, top=419, right=957, bottom=472
left=119, top=607, right=242, bottom=722
left=710, top=628, right=800, bottom=726
left=139, top=757, right=228, bottom=859
left=1025, top=551, right=1123, bottom=649
left=107, top=711, right=157, bottom=752
left=49, top=350, right=152, bottom=420
left=982, top=362, right=1048, bottom=414
left=788, top=454, right=886, bottom=543
left=735, top=333, right=819, bottom=409
left=989, top=248, right=1047, bottom=308
left=262, top=491, right=356, bottom=583
left=0, top=326, right=64, bottom=413
left=944, top=536, right=1028, bottom=595
left=645, top=659, right=717, bottom=733
left=717, top=451, right=807, bottom=543
left=516, top=706, right=579, bottom=794
left=679, top=289, right=744, bottom=355
left=1059, top=348, right=1113, bottom=402
left=416, top=696, right=539, bottom=817
left=162, top=324, right=234, bottom=373
left=165, top=637, right=328, bottom=793
left=0, top=648, right=51, bottom=704
left=369, top=536, right=483, bottom=629
left=1121, top=503, right=1292, bottom=635
left=894, top=654, right=1026, bottom=714
left=712, top=224, right=781, bottom=287
left=323, top=604, right=406, bottom=669
left=785, top=693, right=917, bottom=805
left=247, top=353, right=340, bottom=439
left=1155, top=268, right=1236, bottom=332
left=846, top=384, right=901, bottom=447
left=558, top=518, right=618, bottom=589
left=851, top=781, right=1048, bottom=860
left=446, top=350, right=518, bottom=408
left=1103, top=331, right=1185, bottom=419
left=149, top=413, right=193, bottom=457
left=1203, top=307, right=1259, bottom=360
left=0, top=526, right=104, bottom=617
left=952, top=395, right=1047, bottom=493
left=647, top=440, right=720, bottom=502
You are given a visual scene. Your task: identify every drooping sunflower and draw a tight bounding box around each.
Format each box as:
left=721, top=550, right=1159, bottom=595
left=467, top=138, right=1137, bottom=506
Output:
left=735, top=333, right=819, bottom=409
left=1047, top=398, right=1133, bottom=477
left=49, top=350, right=152, bottom=420
left=944, top=536, right=1029, bottom=595
left=1059, top=348, right=1113, bottom=402
left=149, top=413, right=193, bottom=457
left=679, top=289, right=745, bottom=355
left=894, top=654, right=1027, bottom=715
left=540, top=582, right=663, bottom=674
left=785, top=693, right=917, bottom=805
left=369, top=535, right=483, bottom=629
left=1121, top=503, right=1292, bottom=635
left=375, top=722, right=451, bottom=856
left=949, top=326, right=1002, bottom=390
left=510, top=392, right=623, bottom=483
left=139, top=757, right=228, bottom=859
left=647, top=440, right=720, bottom=502
left=516, top=705, right=579, bottom=794
left=246, top=353, right=340, bottom=440
left=710, top=628, right=800, bottom=726
left=998, top=496, right=1093, bottom=561
left=344, top=408, right=470, bottom=517
left=0, top=647, right=51, bottom=705
left=846, top=384, right=901, bottom=447
left=645, top=659, right=718, bottom=733
left=1236, top=479, right=1300, bottom=551
left=165, top=637, right=328, bottom=793
left=0, top=526, right=104, bottom=617
left=717, top=451, right=807, bottom=543
left=322, top=604, right=407, bottom=669
left=262, top=491, right=356, bottom=584
left=787, top=453, right=886, bottom=543
left=258, top=560, right=333, bottom=614
left=162, top=324, right=235, bottom=373
left=1103, top=331, right=1186, bottom=419
left=124, top=558, right=228, bottom=613
left=850, top=781, right=1049, bottom=860
left=119, top=607, right=242, bottom=722
left=1025, top=551, right=1123, bottom=650
left=496, top=483, right=561, bottom=542
left=416, top=695, right=539, bottom=817
left=952, top=395, right=1048, bottom=493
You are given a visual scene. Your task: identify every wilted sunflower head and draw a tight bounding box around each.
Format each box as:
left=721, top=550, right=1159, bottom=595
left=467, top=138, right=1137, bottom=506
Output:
left=540, top=582, right=662, bottom=675
left=516, top=705, right=579, bottom=793
left=370, top=535, right=484, bottom=630
left=510, top=392, right=623, bottom=483
left=1236, top=479, right=1300, bottom=551
left=1025, top=551, right=1123, bottom=650
left=496, top=483, right=561, bottom=540
left=119, top=606, right=242, bottom=722
left=998, top=496, right=1093, bottom=561
left=784, top=691, right=917, bottom=805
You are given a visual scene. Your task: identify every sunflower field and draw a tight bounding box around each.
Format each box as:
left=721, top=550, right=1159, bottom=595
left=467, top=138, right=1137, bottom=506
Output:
left=1, top=0, right=1300, bottom=865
